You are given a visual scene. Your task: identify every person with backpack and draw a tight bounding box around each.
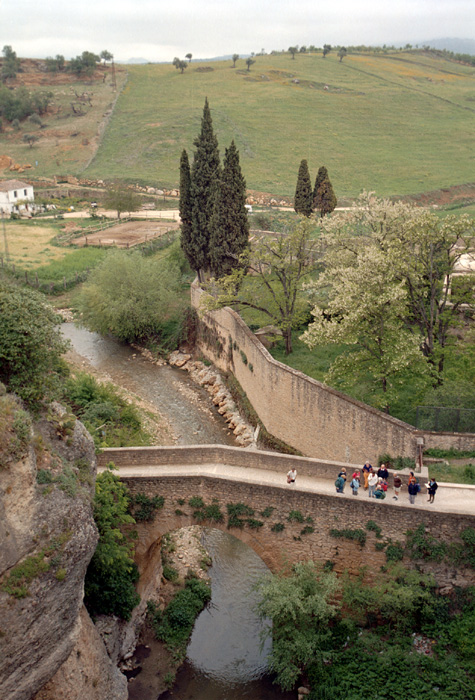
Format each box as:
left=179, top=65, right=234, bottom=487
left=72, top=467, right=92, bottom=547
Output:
left=335, top=469, right=346, bottom=493
left=350, top=474, right=360, bottom=496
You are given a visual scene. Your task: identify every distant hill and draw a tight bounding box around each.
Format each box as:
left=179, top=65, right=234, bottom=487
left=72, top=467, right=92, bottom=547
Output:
left=1, top=51, right=474, bottom=200
left=421, top=38, right=475, bottom=54
left=84, top=50, right=475, bottom=199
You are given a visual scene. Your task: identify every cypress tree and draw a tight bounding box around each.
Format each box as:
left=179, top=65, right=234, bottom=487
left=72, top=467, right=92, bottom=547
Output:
left=179, top=149, right=194, bottom=270
left=315, top=169, right=337, bottom=218
left=313, top=166, right=328, bottom=210
left=294, top=159, right=313, bottom=216
left=190, top=98, right=221, bottom=282
left=209, top=140, right=249, bottom=278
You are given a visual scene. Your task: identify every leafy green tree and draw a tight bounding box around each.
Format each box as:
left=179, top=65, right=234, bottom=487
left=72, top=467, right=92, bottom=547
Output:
left=103, top=185, right=140, bottom=219
left=179, top=148, right=194, bottom=270
left=176, top=59, right=188, bottom=74
left=311, top=193, right=474, bottom=383
left=338, top=46, right=347, bottom=62
left=209, top=140, right=249, bottom=278
left=0, top=279, right=69, bottom=405
left=256, top=561, right=339, bottom=691
left=84, top=466, right=140, bottom=620
left=185, top=53, right=192, bottom=62
left=0, top=85, right=34, bottom=121
left=294, top=159, right=313, bottom=216
left=232, top=53, right=240, bottom=67
left=205, top=218, right=319, bottom=354
left=78, top=250, right=186, bottom=343
left=100, top=50, right=113, bottom=64
left=69, top=51, right=100, bottom=77
left=323, top=44, right=332, bottom=58
left=190, top=98, right=221, bottom=282
left=288, top=46, right=298, bottom=59
left=22, top=133, right=39, bottom=148
left=313, top=165, right=336, bottom=215
left=246, top=57, right=255, bottom=71
left=302, top=244, right=429, bottom=412
left=2, top=45, right=20, bottom=82
left=316, top=176, right=337, bottom=217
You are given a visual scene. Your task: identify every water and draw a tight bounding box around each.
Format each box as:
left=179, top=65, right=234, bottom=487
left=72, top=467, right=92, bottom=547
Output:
left=61, top=323, right=237, bottom=446
left=61, top=324, right=290, bottom=699
left=161, top=529, right=294, bottom=700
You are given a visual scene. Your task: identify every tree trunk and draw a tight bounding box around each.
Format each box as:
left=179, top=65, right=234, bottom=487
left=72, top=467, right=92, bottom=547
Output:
left=284, top=328, right=293, bottom=354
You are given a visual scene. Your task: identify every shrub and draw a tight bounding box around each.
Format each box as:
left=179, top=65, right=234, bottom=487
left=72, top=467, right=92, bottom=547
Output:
left=385, top=541, right=404, bottom=561
left=130, top=493, right=164, bottom=521
left=287, top=510, right=305, bottom=523
left=366, top=520, right=383, bottom=538
left=163, top=565, right=179, bottom=582
left=330, top=528, right=367, bottom=546
left=271, top=522, right=285, bottom=533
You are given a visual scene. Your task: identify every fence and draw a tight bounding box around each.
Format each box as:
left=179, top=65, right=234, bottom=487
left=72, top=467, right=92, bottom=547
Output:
left=415, top=406, right=475, bottom=433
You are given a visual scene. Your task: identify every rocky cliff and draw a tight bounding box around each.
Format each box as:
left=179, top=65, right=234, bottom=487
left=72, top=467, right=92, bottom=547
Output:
left=0, top=399, right=126, bottom=700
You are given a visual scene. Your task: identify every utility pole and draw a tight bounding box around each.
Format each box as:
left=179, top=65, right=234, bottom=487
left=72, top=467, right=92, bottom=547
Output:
left=1, top=210, right=9, bottom=262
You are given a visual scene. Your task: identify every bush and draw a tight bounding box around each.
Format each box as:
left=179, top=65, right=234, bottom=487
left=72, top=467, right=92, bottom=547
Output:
left=330, top=528, right=367, bottom=546
left=0, top=280, right=69, bottom=405
left=163, top=565, right=179, bottom=582
left=287, top=510, right=305, bottom=523
left=84, top=468, right=140, bottom=620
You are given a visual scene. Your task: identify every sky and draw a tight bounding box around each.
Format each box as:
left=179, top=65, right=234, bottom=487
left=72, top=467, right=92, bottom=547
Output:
left=1, top=0, right=474, bottom=62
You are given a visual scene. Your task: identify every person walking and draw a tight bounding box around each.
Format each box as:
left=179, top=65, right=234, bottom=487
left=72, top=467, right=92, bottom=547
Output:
left=427, top=477, right=438, bottom=503
left=362, top=461, right=372, bottom=490
left=287, top=468, right=297, bottom=484
left=368, top=471, right=378, bottom=498
left=393, top=472, right=402, bottom=500
left=335, top=469, right=346, bottom=493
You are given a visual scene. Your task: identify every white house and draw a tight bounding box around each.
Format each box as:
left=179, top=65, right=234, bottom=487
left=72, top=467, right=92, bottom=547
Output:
left=0, top=179, right=35, bottom=215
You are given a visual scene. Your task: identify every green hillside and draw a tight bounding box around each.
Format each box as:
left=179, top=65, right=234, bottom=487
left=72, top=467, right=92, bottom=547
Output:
left=84, top=51, right=475, bottom=198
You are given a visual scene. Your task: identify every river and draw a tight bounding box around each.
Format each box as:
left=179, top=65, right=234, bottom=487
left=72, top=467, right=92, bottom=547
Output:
left=61, top=324, right=292, bottom=700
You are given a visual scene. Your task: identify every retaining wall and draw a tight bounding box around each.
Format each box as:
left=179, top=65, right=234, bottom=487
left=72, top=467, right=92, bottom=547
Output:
left=191, top=283, right=475, bottom=463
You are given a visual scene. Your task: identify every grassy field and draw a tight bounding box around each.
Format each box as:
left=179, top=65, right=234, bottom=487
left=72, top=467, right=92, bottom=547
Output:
left=0, top=60, right=127, bottom=178
left=83, top=50, right=475, bottom=198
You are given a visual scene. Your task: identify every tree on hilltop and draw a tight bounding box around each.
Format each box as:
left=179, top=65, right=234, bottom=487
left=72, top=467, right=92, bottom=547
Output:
left=100, top=50, right=113, bottom=65
left=186, top=53, right=192, bottom=62
left=1, top=45, right=20, bottom=82
left=209, top=140, right=249, bottom=278
left=289, top=46, right=298, bottom=59
left=294, top=159, right=313, bottom=217
left=323, top=44, right=332, bottom=58
left=338, top=47, right=347, bottom=62
left=232, top=53, right=240, bottom=67
left=246, top=57, right=255, bottom=71
left=190, top=98, right=221, bottom=281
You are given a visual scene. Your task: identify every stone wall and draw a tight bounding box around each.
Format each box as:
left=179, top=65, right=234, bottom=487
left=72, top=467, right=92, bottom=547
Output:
left=191, top=283, right=475, bottom=463
left=98, top=445, right=358, bottom=480
left=121, top=473, right=475, bottom=585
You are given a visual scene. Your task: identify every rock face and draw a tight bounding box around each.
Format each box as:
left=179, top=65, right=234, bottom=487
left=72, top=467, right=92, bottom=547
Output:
left=32, top=606, right=127, bottom=700
left=0, top=402, right=118, bottom=700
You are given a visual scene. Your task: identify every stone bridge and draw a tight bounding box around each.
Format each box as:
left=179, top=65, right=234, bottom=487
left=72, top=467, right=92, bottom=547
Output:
left=99, top=446, right=475, bottom=581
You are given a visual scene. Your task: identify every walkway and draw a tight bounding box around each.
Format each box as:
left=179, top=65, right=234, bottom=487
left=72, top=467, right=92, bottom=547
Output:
left=107, top=461, right=475, bottom=517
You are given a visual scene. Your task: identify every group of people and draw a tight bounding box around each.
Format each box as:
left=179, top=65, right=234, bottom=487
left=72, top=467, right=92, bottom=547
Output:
left=335, top=461, right=438, bottom=505
left=286, top=462, right=439, bottom=506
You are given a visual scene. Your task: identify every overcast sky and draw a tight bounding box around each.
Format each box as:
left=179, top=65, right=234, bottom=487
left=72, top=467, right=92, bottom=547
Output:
left=2, top=0, right=474, bottom=62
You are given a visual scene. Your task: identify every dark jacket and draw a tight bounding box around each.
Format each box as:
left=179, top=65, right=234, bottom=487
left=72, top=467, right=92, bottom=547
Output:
left=408, top=481, right=419, bottom=496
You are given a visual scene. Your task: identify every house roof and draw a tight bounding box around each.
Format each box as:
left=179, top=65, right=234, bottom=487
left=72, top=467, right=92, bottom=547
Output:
left=0, top=179, right=32, bottom=192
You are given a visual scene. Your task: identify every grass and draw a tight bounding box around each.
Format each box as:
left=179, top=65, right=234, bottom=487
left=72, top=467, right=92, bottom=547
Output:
left=84, top=50, right=475, bottom=198
left=428, top=462, right=475, bottom=485
left=0, top=62, right=128, bottom=179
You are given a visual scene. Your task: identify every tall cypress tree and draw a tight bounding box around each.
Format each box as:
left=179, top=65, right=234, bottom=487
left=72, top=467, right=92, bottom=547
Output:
left=314, top=167, right=337, bottom=217
left=179, top=149, right=194, bottom=269
left=294, top=159, right=313, bottom=216
left=190, top=98, right=221, bottom=282
left=317, top=178, right=337, bottom=217
left=209, top=140, right=249, bottom=278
